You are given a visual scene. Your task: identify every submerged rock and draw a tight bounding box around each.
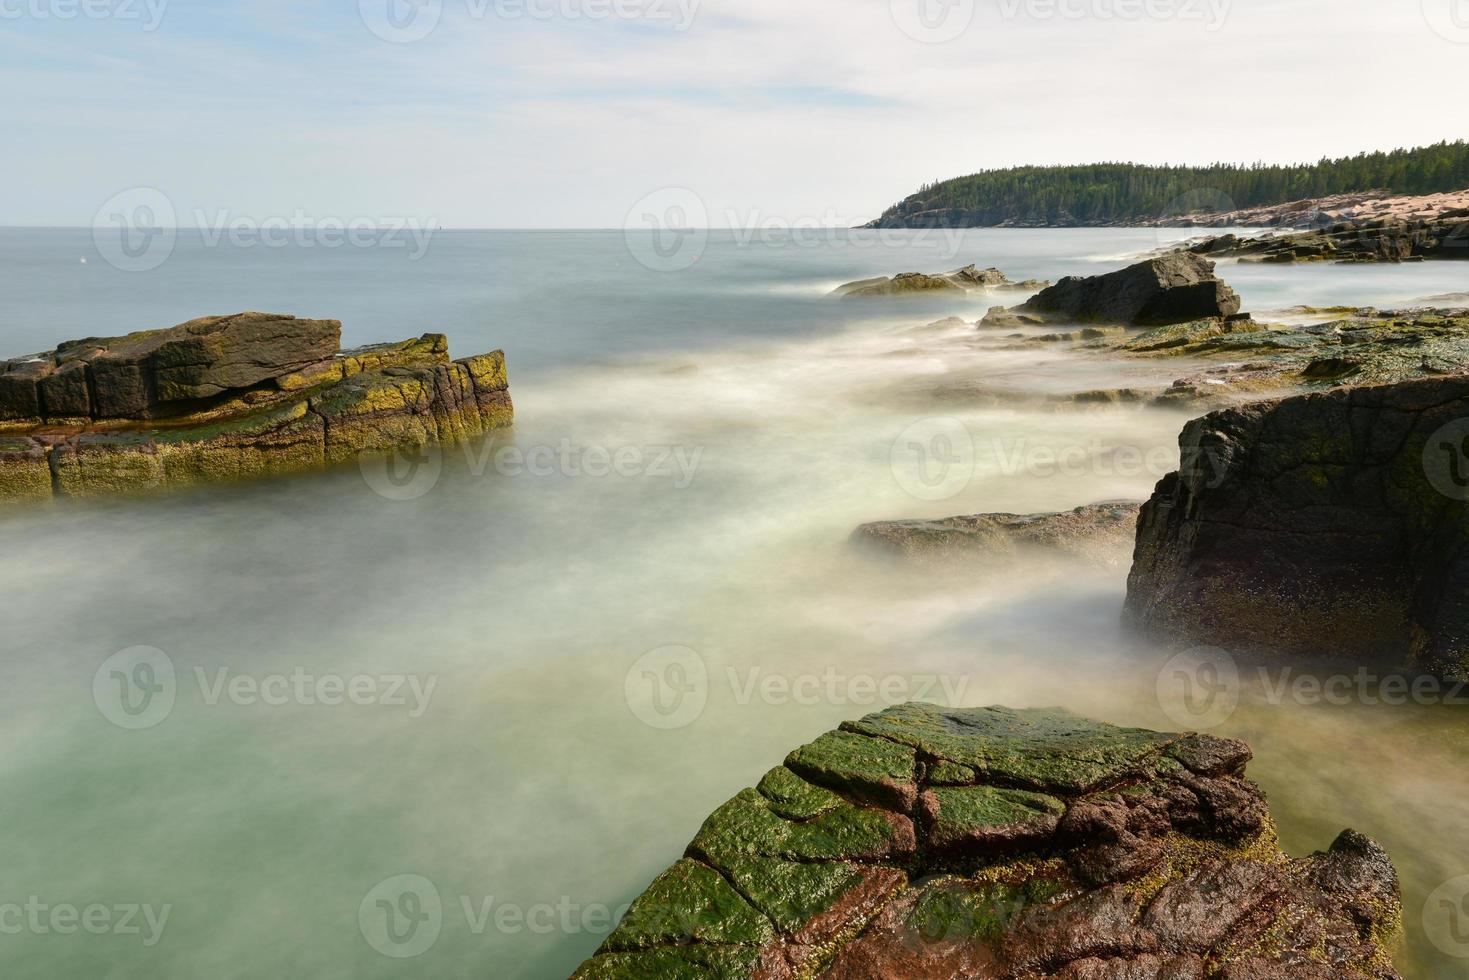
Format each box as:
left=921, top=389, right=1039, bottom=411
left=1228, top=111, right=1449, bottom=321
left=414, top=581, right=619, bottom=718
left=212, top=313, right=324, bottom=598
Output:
left=999, top=253, right=1242, bottom=328
left=1126, top=374, right=1469, bottom=675
left=570, top=704, right=1402, bottom=979
left=0, top=313, right=512, bottom=503
left=853, top=501, right=1140, bottom=567
left=835, top=265, right=1048, bottom=298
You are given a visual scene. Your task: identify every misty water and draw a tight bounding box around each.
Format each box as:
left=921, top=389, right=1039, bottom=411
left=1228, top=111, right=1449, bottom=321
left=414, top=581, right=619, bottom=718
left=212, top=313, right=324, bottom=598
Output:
left=1, top=228, right=1467, bottom=978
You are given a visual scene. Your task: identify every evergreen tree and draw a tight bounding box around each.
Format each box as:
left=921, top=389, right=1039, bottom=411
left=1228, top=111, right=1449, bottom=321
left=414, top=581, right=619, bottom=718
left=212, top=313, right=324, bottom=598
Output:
left=873, top=142, right=1469, bottom=226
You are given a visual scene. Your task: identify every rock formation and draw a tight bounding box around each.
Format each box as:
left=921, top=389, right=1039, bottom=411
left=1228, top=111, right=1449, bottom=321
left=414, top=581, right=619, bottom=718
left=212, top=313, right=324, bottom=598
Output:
left=0, top=312, right=512, bottom=502
left=571, top=704, right=1402, bottom=979
left=1186, top=213, right=1469, bottom=265
left=983, top=254, right=1241, bottom=329
left=1126, top=374, right=1469, bottom=675
left=854, top=501, right=1140, bottom=567
left=1060, top=307, right=1469, bottom=410
left=835, top=265, right=1048, bottom=298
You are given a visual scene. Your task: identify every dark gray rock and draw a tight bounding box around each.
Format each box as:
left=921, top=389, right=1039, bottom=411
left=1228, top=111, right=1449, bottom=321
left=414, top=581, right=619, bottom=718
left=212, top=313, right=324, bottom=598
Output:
left=1125, top=374, right=1469, bottom=675
left=2, top=313, right=342, bottom=421
left=1015, top=254, right=1241, bottom=326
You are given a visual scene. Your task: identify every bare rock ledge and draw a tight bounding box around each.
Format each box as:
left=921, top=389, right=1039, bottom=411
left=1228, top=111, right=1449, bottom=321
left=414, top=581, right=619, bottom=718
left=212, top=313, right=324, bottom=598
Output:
left=0, top=312, right=512, bottom=503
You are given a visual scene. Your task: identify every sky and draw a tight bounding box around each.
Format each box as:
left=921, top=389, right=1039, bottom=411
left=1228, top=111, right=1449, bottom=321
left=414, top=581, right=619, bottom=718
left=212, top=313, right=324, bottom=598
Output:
left=0, top=0, right=1465, bottom=228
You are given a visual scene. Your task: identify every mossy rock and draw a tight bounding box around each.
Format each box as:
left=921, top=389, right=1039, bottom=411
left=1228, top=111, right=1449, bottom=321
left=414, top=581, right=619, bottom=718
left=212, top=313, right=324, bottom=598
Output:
left=574, top=704, right=1404, bottom=979
left=841, top=704, right=1175, bottom=794
left=600, top=859, right=773, bottom=952
left=691, top=788, right=910, bottom=866
left=569, top=943, right=764, bottom=980
left=784, top=729, right=917, bottom=808
left=756, top=766, right=842, bottom=820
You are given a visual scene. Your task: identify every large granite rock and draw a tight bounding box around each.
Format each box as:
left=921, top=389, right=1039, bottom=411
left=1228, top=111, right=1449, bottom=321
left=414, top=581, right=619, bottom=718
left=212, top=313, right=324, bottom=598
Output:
left=0, top=314, right=512, bottom=503
left=987, top=254, right=1241, bottom=328
left=835, top=265, right=1048, bottom=298
left=854, top=501, right=1140, bottom=567
left=572, top=705, right=1401, bottom=979
left=1126, top=374, right=1469, bottom=675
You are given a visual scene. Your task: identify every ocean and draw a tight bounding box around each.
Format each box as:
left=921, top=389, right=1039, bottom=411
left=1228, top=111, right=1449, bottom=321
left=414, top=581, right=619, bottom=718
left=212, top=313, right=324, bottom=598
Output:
left=1, top=227, right=1465, bottom=977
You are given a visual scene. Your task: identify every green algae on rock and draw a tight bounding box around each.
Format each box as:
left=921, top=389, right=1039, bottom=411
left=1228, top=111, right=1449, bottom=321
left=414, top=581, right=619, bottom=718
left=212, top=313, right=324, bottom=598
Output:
left=571, top=704, right=1402, bottom=979
left=0, top=313, right=512, bottom=503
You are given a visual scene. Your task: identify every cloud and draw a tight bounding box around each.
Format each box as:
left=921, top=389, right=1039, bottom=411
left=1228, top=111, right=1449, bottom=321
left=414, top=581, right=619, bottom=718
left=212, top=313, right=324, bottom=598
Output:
left=0, top=0, right=1461, bottom=226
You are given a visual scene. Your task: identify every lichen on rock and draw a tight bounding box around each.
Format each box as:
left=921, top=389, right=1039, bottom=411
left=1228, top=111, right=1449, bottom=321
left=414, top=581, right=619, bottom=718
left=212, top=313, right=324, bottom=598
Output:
left=0, top=312, right=513, bottom=503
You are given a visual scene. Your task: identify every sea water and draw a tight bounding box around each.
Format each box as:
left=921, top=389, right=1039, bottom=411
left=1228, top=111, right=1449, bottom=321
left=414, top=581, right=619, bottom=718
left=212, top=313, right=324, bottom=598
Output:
left=0, top=227, right=1465, bottom=977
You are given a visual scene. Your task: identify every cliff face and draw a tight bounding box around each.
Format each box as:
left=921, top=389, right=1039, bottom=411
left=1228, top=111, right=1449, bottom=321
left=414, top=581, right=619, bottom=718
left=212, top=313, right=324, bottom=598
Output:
left=571, top=704, right=1402, bottom=980
left=1125, top=375, right=1469, bottom=675
left=0, top=312, right=512, bottom=502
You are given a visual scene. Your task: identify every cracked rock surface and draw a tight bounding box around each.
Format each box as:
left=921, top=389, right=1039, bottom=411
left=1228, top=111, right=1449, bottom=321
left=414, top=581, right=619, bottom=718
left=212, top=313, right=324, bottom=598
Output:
left=570, top=704, right=1401, bottom=980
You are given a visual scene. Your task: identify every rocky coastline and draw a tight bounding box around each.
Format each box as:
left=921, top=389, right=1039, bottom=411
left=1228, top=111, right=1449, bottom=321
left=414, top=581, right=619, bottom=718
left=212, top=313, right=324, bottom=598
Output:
left=0, top=312, right=512, bottom=503
left=862, top=187, right=1469, bottom=234
left=849, top=245, right=1469, bottom=686
left=572, top=704, right=1403, bottom=979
